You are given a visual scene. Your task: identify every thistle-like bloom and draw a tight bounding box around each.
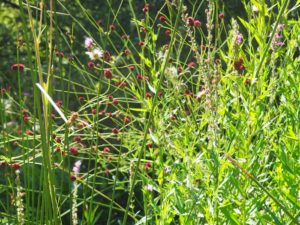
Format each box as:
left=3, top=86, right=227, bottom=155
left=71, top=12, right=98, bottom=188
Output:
left=84, top=37, right=93, bottom=48
left=85, top=48, right=103, bottom=61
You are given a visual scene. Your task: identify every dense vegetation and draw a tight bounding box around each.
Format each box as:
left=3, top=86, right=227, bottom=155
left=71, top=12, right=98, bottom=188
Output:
left=0, top=0, right=299, bottom=224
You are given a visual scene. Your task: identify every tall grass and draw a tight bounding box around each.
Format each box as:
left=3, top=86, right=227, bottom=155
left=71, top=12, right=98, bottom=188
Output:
left=0, top=0, right=299, bottom=224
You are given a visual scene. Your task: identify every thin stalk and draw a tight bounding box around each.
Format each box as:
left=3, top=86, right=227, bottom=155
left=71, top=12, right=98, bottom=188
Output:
left=121, top=1, right=183, bottom=224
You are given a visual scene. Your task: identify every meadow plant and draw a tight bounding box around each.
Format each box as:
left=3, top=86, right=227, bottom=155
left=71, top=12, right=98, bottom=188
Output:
left=0, top=0, right=299, bottom=224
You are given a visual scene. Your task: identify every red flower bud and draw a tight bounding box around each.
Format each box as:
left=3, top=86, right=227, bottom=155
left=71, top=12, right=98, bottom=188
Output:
left=187, top=17, right=195, bottom=26
left=104, top=69, right=113, bottom=79
left=194, top=20, right=201, bottom=27
left=112, top=128, right=119, bottom=134
left=165, top=29, right=171, bottom=37
left=88, top=61, right=95, bottom=69
left=11, top=64, right=25, bottom=72
left=159, top=15, right=166, bottom=23
left=69, top=146, right=78, bottom=155
left=123, top=117, right=130, bottom=125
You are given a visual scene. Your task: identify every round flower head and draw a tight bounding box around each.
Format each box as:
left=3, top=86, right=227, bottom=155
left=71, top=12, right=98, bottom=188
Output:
left=86, top=48, right=103, bottom=61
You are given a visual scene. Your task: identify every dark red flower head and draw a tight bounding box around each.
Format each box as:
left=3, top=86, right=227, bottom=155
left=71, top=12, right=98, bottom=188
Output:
left=112, top=128, right=119, bottom=134
left=187, top=17, right=195, bottom=26
left=11, top=64, right=25, bottom=72
left=104, top=69, right=113, bottom=79
left=159, top=15, right=166, bottom=23
left=143, top=3, right=149, bottom=13
left=69, top=146, right=79, bottom=155
left=234, top=58, right=246, bottom=72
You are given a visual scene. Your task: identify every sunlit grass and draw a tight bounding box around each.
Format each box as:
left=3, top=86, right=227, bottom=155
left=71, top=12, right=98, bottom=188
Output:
left=0, top=0, right=299, bottom=224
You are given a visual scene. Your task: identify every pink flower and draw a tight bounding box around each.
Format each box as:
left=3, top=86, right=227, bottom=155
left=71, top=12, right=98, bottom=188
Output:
left=72, top=160, right=82, bottom=174
left=84, top=37, right=93, bottom=48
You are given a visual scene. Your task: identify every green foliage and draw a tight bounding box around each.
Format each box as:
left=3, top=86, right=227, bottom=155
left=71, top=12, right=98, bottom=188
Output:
left=0, top=0, right=299, bottom=224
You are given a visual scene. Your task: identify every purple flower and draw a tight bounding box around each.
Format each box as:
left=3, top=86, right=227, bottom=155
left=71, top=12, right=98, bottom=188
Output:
left=145, top=184, right=153, bottom=192
left=235, top=34, right=243, bottom=46
left=72, top=160, right=82, bottom=175
left=84, top=37, right=93, bottom=49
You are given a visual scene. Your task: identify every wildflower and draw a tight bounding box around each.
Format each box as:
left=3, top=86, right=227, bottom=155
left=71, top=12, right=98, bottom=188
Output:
left=109, top=24, right=116, bottom=32
left=78, top=96, right=85, bottom=103
left=103, top=147, right=110, bottom=154
left=113, top=99, right=119, bottom=105
left=26, top=130, right=33, bottom=136
left=11, top=163, right=21, bottom=170
left=271, top=24, right=284, bottom=50
left=165, top=29, right=171, bottom=37
left=122, top=34, right=129, bottom=40
left=145, top=162, right=151, bottom=170
left=147, top=143, right=153, bottom=149
left=164, top=166, right=171, bottom=174
left=143, top=3, right=149, bottom=13
left=145, top=184, right=153, bottom=192
left=115, top=80, right=127, bottom=88
left=55, top=51, right=64, bottom=58
left=56, top=100, right=63, bottom=108
left=96, top=19, right=103, bottom=27
left=104, top=69, right=113, bottom=79
left=67, top=111, right=78, bottom=126
left=99, top=110, right=106, bottom=116
left=112, top=128, right=119, bottom=134
left=252, top=5, right=259, bottom=13
left=11, top=64, right=25, bottom=72
left=219, top=13, right=225, bottom=19
left=0, top=161, right=8, bottom=167
left=165, top=66, right=178, bottom=77
left=234, top=58, right=246, bottom=71
left=235, top=34, right=243, bottom=46
left=55, top=147, right=61, bottom=153
left=70, top=146, right=79, bottom=155
left=188, top=61, right=196, bottom=68
left=55, top=137, right=62, bottom=143
left=145, top=92, right=152, bottom=98
left=103, top=51, right=111, bottom=62
left=159, top=15, right=166, bottom=23
left=70, top=175, right=77, bottom=181
left=91, top=108, right=97, bottom=114
left=194, top=20, right=202, bottom=27
left=245, top=78, right=251, bottom=85
left=138, top=41, right=145, bottom=46
left=187, top=17, right=195, bottom=26
left=72, top=160, right=82, bottom=175
left=124, top=48, right=130, bottom=56
left=84, top=37, right=93, bottom=48
left=129, top=65, right=135, bottom=71
left=87, top=61, right=95, bottom=69
left=15, top=169, right=24, bottom=225
left=123, top=117, right=130, bottom=125
left=23, top=115, right=29, bottom=123
left=136, top=74, right=143, bottom=81
left=86, top=48, right=103, bottom=60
